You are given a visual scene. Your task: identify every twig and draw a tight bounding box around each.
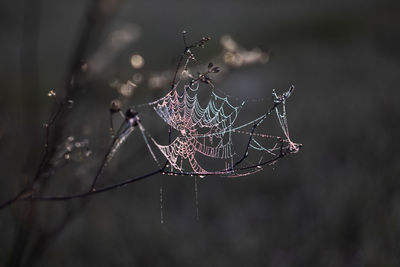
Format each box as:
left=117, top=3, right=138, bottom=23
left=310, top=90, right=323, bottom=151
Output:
left=31, top=169, right=163, bottom=201
left=89, top=119, right=126, bottom=191
left=0, top=98, right=65, bottom=210
left=0, top=0, right=122, bottom=210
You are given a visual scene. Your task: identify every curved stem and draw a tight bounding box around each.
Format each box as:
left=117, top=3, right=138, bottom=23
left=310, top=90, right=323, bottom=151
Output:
left=32, top=169, right=163, bottom=201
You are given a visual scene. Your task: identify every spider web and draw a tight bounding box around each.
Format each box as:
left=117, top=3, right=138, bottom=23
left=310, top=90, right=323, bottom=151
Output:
left=151, top=83, right=244, bottom=174
left=138, top=80, right=300, bottom=177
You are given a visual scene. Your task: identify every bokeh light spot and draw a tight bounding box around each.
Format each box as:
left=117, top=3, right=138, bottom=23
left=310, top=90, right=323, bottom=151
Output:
left=130, top=54, right=144, bottom=69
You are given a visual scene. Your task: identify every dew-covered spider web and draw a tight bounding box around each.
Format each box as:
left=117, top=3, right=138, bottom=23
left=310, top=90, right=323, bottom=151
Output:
left=135, top=76, right=300, bottom=177
left=151, top=83, right=243, bottom=173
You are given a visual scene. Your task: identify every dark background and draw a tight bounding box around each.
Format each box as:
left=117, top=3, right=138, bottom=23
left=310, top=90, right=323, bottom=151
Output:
left=1, top=0, right=399, bottom=266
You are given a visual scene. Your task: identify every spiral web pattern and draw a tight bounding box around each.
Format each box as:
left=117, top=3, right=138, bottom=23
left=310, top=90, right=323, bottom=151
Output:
left=150, top=84, right=244, bottom=174
left=139, top=79, right=300, bottom=177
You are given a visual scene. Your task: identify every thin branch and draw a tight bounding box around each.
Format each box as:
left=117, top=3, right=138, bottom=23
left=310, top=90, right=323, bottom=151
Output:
left=0, top=101, right=65, bottom=210
left=89, top=119, right=127, bottom=190
left=31, top=169, right=163, bottom=201
left=0, top=0, right=123, bottom=211
left=163, top=153, right=286, bottom=177
left=232, top=119, right=263, bottom=169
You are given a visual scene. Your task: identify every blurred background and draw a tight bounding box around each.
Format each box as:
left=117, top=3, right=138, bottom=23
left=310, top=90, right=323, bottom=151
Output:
left=1, top=0, right=400, bottom=266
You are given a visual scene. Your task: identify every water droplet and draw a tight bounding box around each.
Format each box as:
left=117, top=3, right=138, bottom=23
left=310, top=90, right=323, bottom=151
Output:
left=85, top=150, right=92, bottom=157
left=193, top=177, right=200, bottom=221
left=159, top=187, right=164, bottom=224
